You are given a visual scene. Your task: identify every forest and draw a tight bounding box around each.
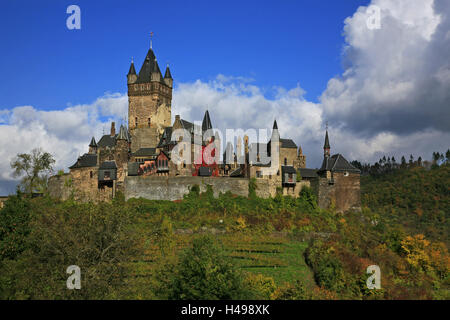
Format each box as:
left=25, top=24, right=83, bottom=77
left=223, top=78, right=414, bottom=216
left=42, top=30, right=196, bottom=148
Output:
left=0, top=151, right=448, bottom=299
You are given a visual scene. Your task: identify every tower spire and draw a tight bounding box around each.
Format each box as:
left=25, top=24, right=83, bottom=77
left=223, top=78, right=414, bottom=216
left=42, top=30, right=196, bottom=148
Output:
left=323, top=123, right=330, bottom=158
left=150, top=31, right=154, bottom=49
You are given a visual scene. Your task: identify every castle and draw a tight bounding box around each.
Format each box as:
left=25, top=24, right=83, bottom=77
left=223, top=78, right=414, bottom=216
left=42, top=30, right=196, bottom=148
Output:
left=48, top=41, right=361, bottom=212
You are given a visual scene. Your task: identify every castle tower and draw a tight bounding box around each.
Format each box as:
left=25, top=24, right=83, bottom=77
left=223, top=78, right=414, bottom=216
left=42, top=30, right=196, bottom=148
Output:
left=115, top=125, right=130, bottom=181
left=127, top=41, right=172, bottom=152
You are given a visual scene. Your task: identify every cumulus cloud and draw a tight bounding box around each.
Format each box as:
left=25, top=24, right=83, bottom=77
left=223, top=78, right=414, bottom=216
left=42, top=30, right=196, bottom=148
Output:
left=321, top=0, right=449, bottom=136
left=0, top=93, right=127, bottom=194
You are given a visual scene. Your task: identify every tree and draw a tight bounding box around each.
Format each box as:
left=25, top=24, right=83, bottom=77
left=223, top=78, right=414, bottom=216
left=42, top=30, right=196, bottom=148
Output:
left=165, top=235, right=251, bottom=299
left=417, top=156, right=422, bottom=167
left=10, top=148, right=55, bottom=194
left=401, top=156, right=407, bottom=169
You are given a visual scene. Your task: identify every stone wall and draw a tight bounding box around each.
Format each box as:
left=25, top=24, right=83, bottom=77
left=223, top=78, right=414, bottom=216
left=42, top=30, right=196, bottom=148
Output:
left=317, top=172, right=360, bottom=212
left=48, top=170, right=114, bottom=202
left=124, top=176, right=249, bottom=201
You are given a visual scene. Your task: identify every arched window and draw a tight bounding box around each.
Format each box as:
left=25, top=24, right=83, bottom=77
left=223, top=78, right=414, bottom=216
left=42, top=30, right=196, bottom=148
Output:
left=284, top=158, right=287, bottom=165
left=90, top=171, right=93, bottom=178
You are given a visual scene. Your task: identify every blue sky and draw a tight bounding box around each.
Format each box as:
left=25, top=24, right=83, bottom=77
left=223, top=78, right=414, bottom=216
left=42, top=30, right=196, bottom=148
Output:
left=0, top=0, right=369, bottom=109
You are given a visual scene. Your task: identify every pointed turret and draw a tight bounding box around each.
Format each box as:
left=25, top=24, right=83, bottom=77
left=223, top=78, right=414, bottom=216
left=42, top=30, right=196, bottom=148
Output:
left=89, top=136, right=97, bottom=147
left=164, top=65, right=172, bottom=79
left=127, top=59, right=137, bottom=85
left=151, top=58, right=164, bottom=82
left=202, top=110, right=213, bottom=132
left=164, top=64, right=173, bottom=88
left=271, top=119, right=280, bottom=140
left=89, top=137, right=97, bottom=154
left=323, top=129, right=330, bottom=158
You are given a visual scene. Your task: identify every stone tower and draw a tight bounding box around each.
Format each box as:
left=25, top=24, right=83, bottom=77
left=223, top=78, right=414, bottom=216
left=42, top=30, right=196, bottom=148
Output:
left=127, top=44, right=173, bottom=152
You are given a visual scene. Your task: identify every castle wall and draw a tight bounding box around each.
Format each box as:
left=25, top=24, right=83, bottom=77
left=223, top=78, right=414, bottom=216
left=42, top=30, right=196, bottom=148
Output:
left=317, top=172, right=360, bottom=212
left=124, top=176, right=249, bottom=201
left=48, top=169, right=114, bottom=202
left=280, top=147, right=298, bottom=167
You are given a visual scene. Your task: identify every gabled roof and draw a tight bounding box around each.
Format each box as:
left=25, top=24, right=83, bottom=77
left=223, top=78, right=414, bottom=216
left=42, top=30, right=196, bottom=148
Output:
left=69, top=153, right=97, bottom=169
left=281, top=165, right=297, bottom=174
left=132, top=148, right=157, bottom=157
left=280, top=138, right=297, bottom=149
left=99, top=161, right=117, bottom=170
left=319, top=154, right=360, bottom=173
left=298, top=168, right=318, bottom=178
left=97, top=135, right=116, bottom=148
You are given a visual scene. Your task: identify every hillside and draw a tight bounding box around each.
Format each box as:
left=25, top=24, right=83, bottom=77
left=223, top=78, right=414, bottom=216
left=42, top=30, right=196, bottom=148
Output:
left=0, top=168, right=448, bottom=299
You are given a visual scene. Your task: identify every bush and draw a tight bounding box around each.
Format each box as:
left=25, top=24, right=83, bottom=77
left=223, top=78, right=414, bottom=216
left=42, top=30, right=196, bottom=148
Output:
left=164, top=235, right=252, bottom=299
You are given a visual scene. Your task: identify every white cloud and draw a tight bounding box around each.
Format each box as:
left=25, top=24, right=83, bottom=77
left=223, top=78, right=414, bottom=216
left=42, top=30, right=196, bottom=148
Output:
left=0, top=93, right=128, bottom=194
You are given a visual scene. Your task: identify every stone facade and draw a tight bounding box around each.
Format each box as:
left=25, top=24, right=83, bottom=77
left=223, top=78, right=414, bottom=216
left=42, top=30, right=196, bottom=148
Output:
left=317, top=172, right=361, bottom=212
left=124, top=176, right=249, bottom=201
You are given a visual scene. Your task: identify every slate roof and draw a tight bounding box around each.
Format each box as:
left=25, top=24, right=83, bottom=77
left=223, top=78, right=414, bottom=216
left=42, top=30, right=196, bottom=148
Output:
left=99, top=161, right=117, bottom=170
left=128, top=62, right=136, bottom=75
left=89, top=137, right=97, bottom=147
left=281, top=165, right=297, bottom=174
left=202, top=110, right=212, bottom=132
left=319, top=154, right=361, bottom=173
left=324, top=130, right=330, bottom=149
left=132, top=148, right=157, bottom=157
left=280, top=138, right=297, bottom=149
left=157, top=127, right=175, bottom=148
left=97, top=135, right=116, bottom=148
left=136, top=48, right=163, bottom=84
left=164, top=65, right=172, bottom=79
left=69, top=153, right=97, bottom=169
left=298, top=168, right=318, bottom=178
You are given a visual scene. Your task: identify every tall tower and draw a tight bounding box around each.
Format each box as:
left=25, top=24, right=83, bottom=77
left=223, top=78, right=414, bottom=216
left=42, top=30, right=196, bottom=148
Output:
left=127, top=40, right=172, bottom=152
